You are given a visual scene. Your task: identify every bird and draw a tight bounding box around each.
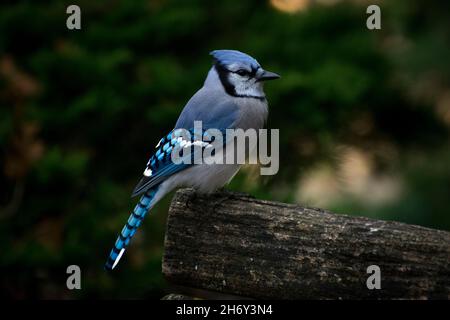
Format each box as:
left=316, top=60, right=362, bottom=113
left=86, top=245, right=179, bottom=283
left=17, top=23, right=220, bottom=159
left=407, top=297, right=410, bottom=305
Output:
left=105, top=49, right=280, bottom=270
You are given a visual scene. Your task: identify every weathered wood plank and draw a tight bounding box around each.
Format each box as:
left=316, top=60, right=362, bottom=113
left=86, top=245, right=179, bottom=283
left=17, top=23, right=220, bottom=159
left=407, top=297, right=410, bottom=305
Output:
left=161, top=294, right=194, bottom=300
left=162, top=188, right=450, bottom=299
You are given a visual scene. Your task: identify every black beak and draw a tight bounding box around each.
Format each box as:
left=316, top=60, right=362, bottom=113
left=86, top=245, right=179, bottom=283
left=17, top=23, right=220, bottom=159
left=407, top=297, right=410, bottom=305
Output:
left=257, top=70, right=281, bottom=81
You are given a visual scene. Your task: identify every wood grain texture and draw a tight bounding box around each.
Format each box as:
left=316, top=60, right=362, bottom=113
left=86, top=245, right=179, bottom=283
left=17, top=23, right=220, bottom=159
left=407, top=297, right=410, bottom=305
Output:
left=162, top=188, right=450, bottom=299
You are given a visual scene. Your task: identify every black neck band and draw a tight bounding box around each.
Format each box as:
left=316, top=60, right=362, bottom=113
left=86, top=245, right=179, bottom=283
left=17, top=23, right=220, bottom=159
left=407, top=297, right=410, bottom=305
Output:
left=214, top=64, right=266, bottom=101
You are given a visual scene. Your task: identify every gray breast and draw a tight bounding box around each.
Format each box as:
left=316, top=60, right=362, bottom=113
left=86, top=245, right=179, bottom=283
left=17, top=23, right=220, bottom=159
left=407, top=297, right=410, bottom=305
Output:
left=232, top=97, right=269, bottom=131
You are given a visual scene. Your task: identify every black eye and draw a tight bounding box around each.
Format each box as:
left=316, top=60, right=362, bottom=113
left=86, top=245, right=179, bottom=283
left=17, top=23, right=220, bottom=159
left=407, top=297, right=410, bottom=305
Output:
left=236, top=69, right=248, bottom=76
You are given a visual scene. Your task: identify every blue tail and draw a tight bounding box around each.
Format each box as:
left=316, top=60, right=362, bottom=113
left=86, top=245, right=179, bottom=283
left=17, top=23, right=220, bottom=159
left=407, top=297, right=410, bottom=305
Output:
left=105, top=188, right=158, bottom=270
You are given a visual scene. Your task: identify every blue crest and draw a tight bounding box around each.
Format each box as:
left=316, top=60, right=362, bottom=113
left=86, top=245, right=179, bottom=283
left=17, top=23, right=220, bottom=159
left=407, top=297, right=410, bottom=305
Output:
left=210, top=49, right=260, bottom=69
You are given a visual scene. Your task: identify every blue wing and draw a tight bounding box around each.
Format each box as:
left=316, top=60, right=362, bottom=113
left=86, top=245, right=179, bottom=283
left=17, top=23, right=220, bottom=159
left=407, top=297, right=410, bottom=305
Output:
left=132, top=129, right=188, bottom=197
left=175, top=92, right=240, bottom=130
left=132, top=99, right=239, bottom=197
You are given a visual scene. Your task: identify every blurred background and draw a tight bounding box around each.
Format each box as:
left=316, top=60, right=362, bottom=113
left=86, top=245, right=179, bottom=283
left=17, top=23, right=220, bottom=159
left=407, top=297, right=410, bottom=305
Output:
left=1, top=0, right=449, bottom=299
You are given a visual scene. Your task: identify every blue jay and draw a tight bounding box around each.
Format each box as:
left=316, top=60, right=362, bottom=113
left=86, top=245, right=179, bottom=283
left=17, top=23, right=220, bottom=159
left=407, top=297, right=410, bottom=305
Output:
left=105, top=50, right=280, bottom=270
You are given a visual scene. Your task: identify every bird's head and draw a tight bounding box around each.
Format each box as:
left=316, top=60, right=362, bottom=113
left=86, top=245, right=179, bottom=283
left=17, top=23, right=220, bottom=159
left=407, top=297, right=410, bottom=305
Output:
left=210, top=49, right=280, bottom=99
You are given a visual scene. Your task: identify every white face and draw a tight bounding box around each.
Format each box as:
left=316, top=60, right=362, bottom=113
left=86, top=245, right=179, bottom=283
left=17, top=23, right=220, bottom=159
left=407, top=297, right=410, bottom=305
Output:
left=226, top=63, right=265, bottom=98
left=227, top=72, right=265, bottom=98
